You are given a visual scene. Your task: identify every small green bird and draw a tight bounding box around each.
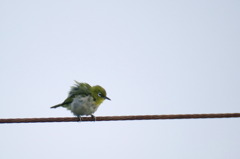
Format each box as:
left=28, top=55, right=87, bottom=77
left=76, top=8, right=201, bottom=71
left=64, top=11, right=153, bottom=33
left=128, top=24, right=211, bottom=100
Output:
left=51, top=81, right=110, bottom=120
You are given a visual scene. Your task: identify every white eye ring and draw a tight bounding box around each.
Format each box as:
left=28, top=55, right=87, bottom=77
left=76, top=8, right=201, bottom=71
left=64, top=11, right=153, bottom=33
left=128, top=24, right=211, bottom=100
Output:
left=98, top=93, right=102, bottom=97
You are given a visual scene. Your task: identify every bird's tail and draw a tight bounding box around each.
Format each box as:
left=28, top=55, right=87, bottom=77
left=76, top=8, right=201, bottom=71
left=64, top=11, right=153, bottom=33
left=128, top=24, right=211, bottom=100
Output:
left=50, top=104, right=62, bottom=108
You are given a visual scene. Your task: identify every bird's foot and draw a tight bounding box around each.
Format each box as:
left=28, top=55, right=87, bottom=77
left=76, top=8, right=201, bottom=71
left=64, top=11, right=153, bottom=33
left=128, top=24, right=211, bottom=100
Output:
left=91, top=115, right=96, bottom=121
left=77, top=116, right=82, bottom=122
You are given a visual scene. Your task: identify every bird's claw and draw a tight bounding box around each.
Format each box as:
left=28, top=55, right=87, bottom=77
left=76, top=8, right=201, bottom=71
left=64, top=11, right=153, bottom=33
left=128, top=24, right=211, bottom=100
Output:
left=91, top=115, right=96, bottom=121
left=77, top=116, right=82, bottom=122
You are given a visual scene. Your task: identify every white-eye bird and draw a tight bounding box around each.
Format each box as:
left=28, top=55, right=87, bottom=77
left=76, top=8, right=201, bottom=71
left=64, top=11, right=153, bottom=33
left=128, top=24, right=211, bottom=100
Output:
left=51, top=81, right=110, bottom=120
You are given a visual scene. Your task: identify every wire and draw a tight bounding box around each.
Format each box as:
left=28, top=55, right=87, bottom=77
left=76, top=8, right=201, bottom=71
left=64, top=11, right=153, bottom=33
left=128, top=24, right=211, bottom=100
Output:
left=0, top=113, right=240, bottom=124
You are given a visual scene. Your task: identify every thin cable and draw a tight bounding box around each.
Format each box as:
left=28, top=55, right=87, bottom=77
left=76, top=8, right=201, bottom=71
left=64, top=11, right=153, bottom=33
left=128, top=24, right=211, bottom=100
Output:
left=0, top=113, right=240, bottom=124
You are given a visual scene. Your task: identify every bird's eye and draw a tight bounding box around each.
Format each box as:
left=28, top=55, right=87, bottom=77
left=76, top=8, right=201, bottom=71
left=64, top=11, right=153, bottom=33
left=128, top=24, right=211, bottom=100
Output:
left=98, top=93, right=102, bottom=97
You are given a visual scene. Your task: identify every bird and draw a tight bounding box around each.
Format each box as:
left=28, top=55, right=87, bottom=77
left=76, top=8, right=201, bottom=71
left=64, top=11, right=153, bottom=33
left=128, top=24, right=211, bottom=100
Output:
left=51, top=81, right=110, bottom=121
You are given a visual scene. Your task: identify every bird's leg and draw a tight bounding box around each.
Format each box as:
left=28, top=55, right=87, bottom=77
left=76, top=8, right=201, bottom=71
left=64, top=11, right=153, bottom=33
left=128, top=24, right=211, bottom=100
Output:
left=91, top=115, right=96, bottom=121
left=77, top=115, right=82, bottom=122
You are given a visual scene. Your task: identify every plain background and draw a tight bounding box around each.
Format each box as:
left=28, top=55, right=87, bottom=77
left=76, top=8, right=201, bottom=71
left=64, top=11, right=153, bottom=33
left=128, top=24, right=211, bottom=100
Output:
left=1, top=1, right=240, bottom=159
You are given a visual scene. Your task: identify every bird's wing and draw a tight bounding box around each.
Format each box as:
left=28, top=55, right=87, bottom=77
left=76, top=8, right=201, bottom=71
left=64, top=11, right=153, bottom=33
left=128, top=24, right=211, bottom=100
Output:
left=68, top=81, right=91, bottom=97
left=61, top=95, right=75, bottom=105
left=51, top=81, right=91, bottom=109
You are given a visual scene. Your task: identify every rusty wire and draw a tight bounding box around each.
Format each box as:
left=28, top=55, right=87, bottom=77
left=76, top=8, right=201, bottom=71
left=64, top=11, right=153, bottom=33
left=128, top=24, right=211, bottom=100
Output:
left=0, top=113, right=240, bottom=124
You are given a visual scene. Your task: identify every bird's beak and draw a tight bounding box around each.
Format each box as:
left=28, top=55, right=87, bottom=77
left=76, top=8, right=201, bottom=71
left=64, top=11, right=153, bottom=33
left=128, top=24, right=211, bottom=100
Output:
left=104, top=96, right=111, bottom=100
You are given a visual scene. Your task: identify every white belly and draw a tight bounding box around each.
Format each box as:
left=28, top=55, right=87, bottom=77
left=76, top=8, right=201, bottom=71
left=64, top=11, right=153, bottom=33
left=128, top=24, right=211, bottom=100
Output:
left=70, top=95, right=98, bottom=116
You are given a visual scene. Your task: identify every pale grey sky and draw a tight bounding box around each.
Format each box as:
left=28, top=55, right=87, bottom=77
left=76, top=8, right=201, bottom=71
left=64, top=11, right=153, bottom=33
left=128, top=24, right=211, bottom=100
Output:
left=1, top=1, right=240, bottom=159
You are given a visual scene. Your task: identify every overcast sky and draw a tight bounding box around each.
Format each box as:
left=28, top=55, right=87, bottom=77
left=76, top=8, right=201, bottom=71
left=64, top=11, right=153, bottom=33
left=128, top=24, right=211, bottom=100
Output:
left=1, top=1, right=240, bottom=159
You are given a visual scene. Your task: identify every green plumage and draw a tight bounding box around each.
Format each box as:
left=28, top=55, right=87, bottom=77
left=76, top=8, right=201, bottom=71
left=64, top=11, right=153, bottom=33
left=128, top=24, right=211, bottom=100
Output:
left=51, top=81, right=110, bottom=118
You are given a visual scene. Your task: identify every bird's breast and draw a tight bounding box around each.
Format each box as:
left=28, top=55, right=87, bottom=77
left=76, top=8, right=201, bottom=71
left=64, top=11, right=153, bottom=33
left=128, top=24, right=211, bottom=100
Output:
left=70, top=95, right=98, bottom=116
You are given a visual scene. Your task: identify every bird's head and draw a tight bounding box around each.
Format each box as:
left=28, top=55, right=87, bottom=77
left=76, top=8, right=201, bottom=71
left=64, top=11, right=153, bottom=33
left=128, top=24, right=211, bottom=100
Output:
left=91, top=85, right=110, bottom=106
